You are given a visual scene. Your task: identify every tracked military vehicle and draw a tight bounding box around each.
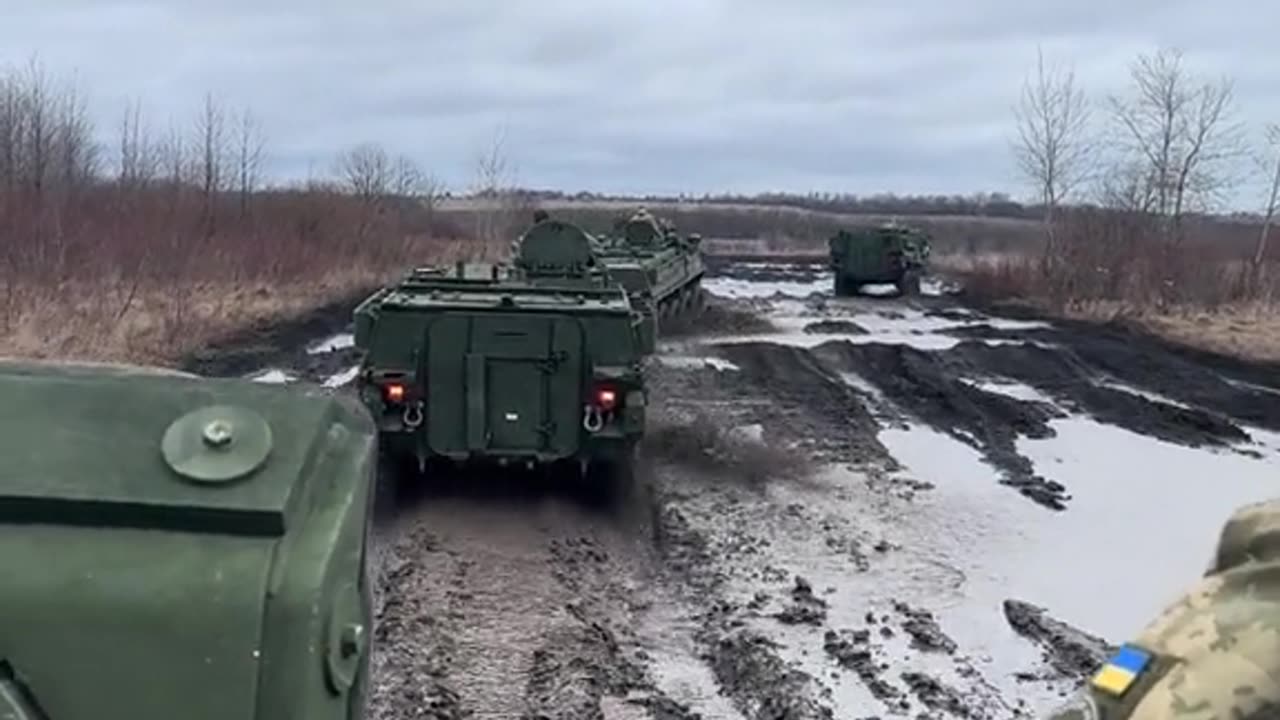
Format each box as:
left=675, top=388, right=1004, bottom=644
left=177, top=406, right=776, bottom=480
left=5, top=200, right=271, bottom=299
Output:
left=594, top=208, right=706, bottom=326
left=0, top=359, right=377, bottom=720
left=352, top=218, right=650, bottom=493
left=828, top=223, right=931, bottom=296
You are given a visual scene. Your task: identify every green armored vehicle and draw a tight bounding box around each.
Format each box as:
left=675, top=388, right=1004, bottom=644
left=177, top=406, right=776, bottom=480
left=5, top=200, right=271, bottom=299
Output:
left=352, top=218, right=650, bottom=493
left=828, top=223, right=931, bottom=296
left=0, top=359, right=377, bottom=720
left=593, top=208, right=706, bottom=324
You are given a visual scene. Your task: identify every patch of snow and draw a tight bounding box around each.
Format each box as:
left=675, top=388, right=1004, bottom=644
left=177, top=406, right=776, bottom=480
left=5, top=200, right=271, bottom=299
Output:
left=249, top=368, right=294, bottom=384
left=847, top=308, right=1049, bottom=335
left=859, top=283, right=900, bottom=297
left=656, top=355, right=740, bottom=372
left=1095, top=379, right=1194, bottom=409
left=709, top=326, right=1036, bottom=353
left=324, top=366, right=360, bottom=388
left=702, top=276, right=830, bottom=300
left=959, top=377, right=1058, bottom=405
left=307, top=332, right=354, bottom=354
left=920, top=277, right=962, bottom=296
left=1223, top=376, right=1280, bottom=396
left=726, top=424, right=765, bottom=444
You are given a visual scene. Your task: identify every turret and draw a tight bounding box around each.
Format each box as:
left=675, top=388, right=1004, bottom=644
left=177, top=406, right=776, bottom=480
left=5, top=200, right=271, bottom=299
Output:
left=514, top=219, right=610, bottom=284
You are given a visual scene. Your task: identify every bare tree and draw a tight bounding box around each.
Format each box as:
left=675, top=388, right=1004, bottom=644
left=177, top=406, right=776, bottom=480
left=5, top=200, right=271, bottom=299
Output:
left=1254, top=124, right=1280, bottom=273
left=119, top=98, right=146, bottom=187
left=337, top=142, right=392, bottom=201
left=157, top=120, right=188, bottom=188
left=22, top=58, right=51, bottom=197
left=1108, top=47, right=1245, bottom=243
left=51, top=73, right=99, bottom=192
left=235, top=108, right=265, bottom=218
left=194, top=93, right=228, bottom=230
left=470, top=127, right=523, bottom=249
left=1012, top=46, right=1093, bottom=265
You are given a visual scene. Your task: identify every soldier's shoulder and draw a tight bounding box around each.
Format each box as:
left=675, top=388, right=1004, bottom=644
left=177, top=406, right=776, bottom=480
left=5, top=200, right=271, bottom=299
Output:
left=1047, top=499, right=1280, bottom=719
left=1210, top=497, right=1280, bottom=573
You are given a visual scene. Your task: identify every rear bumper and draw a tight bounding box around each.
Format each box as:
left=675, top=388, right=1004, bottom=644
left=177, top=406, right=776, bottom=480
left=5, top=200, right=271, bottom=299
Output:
left=376, top=421, right=639, bottom=467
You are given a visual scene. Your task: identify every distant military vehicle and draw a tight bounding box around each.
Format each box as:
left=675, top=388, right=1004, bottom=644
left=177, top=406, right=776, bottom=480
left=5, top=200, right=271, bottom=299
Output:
left=594, top=208, right=706, bottom=326
left=828, top=223, right=931, bottom=296
left=0, top=359, right=377, bottom=719
left=352, top=218, right=650, bottom=495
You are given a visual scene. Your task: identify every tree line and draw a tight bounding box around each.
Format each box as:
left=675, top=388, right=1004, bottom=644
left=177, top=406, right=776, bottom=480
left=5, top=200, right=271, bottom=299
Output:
left=1009, top=46, right=1278, bottom=308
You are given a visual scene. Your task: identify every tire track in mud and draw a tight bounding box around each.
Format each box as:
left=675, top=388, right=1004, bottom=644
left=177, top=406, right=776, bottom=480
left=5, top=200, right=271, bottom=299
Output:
left=368, top=477, right=705, bottom=720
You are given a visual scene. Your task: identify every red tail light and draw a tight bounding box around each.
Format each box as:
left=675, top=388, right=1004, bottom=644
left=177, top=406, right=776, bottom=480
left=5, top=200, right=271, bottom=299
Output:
left=594, top=385, right=619, bottom=411
left=383, top=382, right=406, bottom=404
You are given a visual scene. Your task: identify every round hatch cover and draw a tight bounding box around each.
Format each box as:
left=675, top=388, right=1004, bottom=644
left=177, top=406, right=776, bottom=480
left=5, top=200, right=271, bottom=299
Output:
left=162, top=405, right=273, bottom=484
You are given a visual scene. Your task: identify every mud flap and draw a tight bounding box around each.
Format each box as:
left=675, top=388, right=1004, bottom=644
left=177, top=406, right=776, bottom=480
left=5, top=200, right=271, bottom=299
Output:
left=465, top=353, right=488, bottom=452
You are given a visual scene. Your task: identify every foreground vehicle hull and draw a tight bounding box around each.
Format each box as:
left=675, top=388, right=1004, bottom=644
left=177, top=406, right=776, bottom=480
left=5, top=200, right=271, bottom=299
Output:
left=0, top=360, right=378, bottom=720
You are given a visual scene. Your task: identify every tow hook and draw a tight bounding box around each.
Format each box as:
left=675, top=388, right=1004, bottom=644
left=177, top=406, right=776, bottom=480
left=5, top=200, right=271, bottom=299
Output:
left=582, top=405, right=604, bottom=433
left=403, top=401, right=424, bottom=429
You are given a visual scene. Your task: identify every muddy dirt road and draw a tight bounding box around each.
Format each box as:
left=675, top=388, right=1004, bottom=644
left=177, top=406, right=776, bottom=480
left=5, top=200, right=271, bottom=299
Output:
left=225, top=261, right=1280, bottom=719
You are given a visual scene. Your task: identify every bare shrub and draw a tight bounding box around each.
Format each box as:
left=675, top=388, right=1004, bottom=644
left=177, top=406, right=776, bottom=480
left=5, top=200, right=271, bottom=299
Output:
left=1012, top=46, right=1093, bottom=268
left=0, top=60, right=473, bottom=365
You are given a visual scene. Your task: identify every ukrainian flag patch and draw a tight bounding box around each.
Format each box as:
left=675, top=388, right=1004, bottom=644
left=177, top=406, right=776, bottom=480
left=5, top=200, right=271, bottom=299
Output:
left=1091, top=644, right=1152, bottom=696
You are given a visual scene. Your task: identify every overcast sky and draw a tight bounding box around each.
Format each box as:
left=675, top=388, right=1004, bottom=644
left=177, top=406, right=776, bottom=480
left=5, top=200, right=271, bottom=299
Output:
left=3, top=1, right=1278, bottom=205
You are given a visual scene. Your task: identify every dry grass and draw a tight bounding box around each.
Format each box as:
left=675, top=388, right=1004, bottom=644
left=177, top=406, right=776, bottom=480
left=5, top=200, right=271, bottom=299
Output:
left=1058, top=301, right=1280, bottom=364
left=2, top=269, right=380, bottom=365
left=939, top=251, right=1280, bottom=363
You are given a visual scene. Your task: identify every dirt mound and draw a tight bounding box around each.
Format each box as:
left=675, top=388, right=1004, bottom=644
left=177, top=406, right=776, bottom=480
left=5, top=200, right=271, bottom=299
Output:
left=708, top=629, right=835, bottom=720
left=812, top=340, right=1071, bottom=510
left=946, top=340, right=1252, bottom=448
left=945, top=321, right=1280, bottom=433
left=1003, top=600, right=1115, bottom=681
left=803, top=319, right=868, bottom=335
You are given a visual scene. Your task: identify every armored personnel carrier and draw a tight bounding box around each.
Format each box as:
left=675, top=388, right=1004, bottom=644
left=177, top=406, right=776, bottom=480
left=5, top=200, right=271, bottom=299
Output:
left=352, top=218, right=650, bottom=494
left=828, top=223, right=931, bottom=296
left=0, top=359, right=377, bottom=720
left=594, top=208, right=706, bottom=325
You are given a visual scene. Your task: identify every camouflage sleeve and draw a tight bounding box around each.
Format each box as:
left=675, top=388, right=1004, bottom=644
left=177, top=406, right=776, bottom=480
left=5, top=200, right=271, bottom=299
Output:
left=1043, top=498, right=1280, bottom=720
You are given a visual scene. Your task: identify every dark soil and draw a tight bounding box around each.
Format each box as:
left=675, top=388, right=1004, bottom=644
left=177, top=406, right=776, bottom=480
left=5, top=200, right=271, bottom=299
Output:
left=711, top=341, right=893, bottom=467
left=660, top=299, right=778, bottom=337
left=944, top=306, right=1280, bottom=433
left=812, top=340, right=1071, bottom=510
left=804, top=319, right=869, bottom=335
left=180, top=284, right=376, bottom=378
left=945, top=340, right=1251, bottom=449
left=1002, top=600, right=1116, bottom=681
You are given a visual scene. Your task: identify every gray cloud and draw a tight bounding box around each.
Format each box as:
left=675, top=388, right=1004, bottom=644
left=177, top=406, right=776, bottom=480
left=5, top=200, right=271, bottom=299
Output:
left=3, top=0, right=1278, bottom=204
